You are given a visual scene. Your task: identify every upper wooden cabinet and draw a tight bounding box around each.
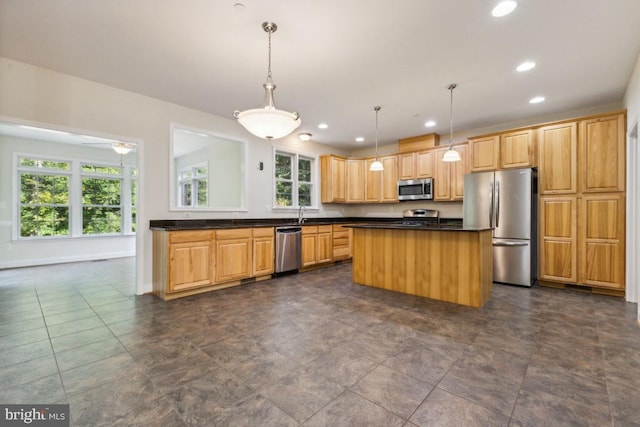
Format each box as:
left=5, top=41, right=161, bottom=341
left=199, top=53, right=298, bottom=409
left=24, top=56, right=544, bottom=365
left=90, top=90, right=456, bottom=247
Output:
left=538, top=122, right=578, bottom=194
left=398, top=151, right=434, bottom=180
left=346, top=159, right=366, bottom=203
left=320, top=155, right=347, bottom=203
left=469, top=129, right=534, bottom=172
left=580, top=113, right=625, bottom=193
left=469, top=136, right=499, bottom=172
left=366, top=155, right=398, bottom=203
left=501, top=129, right=534, bottom=169
left=538, top=112, right=625, bottom=195
left=434, top=144, right=468, bottom=201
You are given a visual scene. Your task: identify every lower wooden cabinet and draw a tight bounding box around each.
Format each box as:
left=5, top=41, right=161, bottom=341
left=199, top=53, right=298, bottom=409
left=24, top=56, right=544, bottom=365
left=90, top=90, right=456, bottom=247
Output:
left=539, top=193, right=625, bottom=291
left=578, top=193, right=625, bottom=289
left=167, top=231, right=214, bottom=293
left=332, top=224, right=353, bottom=260
left=302, top=225, right=333, bottom=267
left=215, top=228, right=252, bottom=283
left=539, top=196, right=577, bottom=283
left=253, top=227, right=274, bottom=276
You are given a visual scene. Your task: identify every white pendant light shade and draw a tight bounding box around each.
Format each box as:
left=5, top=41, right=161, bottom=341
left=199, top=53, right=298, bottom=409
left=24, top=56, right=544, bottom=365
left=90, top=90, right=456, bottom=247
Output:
left=369, top=106, right=384, bottom=172
left=369, top=160, right=384, bottom=171
left=234, top=22, right=300, bottom=140
left=235, top=107, right=300, bottom=140
left=442, top=83, right=461, bottom=163
left=442, top=148, right=461, bottom=162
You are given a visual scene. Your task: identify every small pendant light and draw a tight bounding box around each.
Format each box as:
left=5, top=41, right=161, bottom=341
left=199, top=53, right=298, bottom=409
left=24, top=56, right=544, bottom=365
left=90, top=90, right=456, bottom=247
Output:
left=442, top=84, right=461, bottom=162
left=369, top=106, right=384, bottom=171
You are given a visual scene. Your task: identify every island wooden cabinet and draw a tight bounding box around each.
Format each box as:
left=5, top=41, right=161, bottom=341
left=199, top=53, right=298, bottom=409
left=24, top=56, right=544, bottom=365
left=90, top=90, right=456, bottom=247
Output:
left=252, top=227, right=274, bottom=276
left=434, top=144, right=468, bottom=201
left=320, top=155, right=347, bottom=203
left=166, top=230, right=214, bottom=293
left=366, top=155, right=398, bottom=203
left=346, top=159, right=366, bottom=203
left=215, top=228, right=252, bottom=283
left=398, top=150, right=434, bottom=180
left=538, top=122, right=578, bottom=194
left=302, top=225, right=333, bottom=267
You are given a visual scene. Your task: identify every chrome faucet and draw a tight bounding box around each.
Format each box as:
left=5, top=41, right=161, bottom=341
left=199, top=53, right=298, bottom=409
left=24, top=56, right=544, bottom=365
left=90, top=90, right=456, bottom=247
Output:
left=298, top=206, right=306, bottom=224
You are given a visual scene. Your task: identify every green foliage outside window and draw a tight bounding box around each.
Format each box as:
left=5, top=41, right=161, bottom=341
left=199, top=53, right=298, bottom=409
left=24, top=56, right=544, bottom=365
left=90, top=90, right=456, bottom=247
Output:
left=20, top=173, right=70, bottom=237
left=18, top=156, right=136, bottom=238
left=274, top=152, right=313, bottom=207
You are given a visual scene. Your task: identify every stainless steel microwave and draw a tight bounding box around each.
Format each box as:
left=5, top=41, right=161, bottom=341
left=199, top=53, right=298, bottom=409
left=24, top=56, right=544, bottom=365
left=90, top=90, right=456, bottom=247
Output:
left=398, top=178, right=433, bottom=201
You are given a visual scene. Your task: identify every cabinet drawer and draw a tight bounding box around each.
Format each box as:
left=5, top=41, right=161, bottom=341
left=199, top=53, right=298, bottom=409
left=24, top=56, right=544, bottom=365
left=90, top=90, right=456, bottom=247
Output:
left=252, top=227, right=274, bottom=238
left=216, top=228, right=251, bottom=239
left=169, top=231, right=214, bottom=243
left=333, top=224, right=348, bottom=232
left=333, top=237, right=349, bottom=247
left=302, top=226, right=318, bottom=234
left=333, top=246, right=350, bottom=258
left=317, top=225, right=332, bottom=233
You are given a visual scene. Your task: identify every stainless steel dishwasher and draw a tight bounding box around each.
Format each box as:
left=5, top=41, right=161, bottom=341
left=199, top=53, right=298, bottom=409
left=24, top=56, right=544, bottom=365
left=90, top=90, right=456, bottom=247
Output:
left=275, top=227, right=302, bottom=275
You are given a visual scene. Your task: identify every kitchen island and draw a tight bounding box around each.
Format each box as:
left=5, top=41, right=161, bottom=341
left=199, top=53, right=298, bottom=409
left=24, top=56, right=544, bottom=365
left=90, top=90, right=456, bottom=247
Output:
left=349, top=224, right=493, bottom=308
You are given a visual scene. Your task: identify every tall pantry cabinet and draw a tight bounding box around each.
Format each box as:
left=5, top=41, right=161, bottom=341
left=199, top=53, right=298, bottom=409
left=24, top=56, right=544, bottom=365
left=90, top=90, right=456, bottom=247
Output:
left=538, top=112, right=626, bottom=292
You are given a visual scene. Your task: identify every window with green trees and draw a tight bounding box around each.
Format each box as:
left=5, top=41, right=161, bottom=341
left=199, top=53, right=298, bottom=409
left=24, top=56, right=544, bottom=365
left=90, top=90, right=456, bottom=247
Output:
left=178, top=165, right=208, bottom=207
left=19, top=158, right=71, bottom=237
left=274, top=151, right=314, bottom=207
left=17, top=156, right=136, bottom=238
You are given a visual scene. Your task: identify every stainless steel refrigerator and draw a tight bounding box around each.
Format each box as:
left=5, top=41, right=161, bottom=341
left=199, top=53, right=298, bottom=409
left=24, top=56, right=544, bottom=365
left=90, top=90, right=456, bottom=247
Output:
left=463, top=168, right=537, bottom=287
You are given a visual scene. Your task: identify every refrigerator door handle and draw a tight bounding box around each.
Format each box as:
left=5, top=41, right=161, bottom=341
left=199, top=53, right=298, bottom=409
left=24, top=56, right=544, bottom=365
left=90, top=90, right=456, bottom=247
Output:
left=493, top=240, right=529, bottom=247
left=495, top=179, right=500, bottom=228
left=489, top=181, right=494, bottom=228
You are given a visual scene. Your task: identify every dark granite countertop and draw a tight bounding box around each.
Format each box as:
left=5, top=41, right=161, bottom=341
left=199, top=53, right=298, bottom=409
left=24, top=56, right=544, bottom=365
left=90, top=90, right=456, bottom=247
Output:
left=150, top=217, right=465, bottom=231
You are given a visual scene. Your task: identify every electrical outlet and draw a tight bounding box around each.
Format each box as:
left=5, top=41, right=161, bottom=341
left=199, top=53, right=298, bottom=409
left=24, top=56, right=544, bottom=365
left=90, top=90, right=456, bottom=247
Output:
left=183, top=212, right=192, bottom=218
left=5, top=243, right=11, bottom=250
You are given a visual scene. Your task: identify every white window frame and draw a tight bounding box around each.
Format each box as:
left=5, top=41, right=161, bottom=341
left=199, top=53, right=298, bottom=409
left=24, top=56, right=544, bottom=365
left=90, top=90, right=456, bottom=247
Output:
left=177, top=162, right=209, bottom=208
left=272, top=148, right=317, bottom=209
left=14, top=152, right=137, bottom=240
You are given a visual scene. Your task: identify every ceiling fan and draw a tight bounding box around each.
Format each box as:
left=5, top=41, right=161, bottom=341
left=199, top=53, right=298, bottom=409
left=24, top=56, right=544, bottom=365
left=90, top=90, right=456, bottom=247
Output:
left=80, top=138, right=135, bottom=154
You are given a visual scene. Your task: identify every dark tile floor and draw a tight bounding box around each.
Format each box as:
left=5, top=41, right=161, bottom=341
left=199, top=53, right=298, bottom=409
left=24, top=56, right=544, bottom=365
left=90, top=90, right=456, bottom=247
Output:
left=1, top=258, right=639, bottom=426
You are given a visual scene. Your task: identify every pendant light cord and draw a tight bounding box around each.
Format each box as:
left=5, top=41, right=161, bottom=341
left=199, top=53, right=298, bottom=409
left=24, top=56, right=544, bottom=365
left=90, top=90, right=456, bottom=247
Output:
left=267, top=27, right=272, bottom=82
left=374, top=106, right=381, bottom=160
left=448, top=84, right=456, bottom=148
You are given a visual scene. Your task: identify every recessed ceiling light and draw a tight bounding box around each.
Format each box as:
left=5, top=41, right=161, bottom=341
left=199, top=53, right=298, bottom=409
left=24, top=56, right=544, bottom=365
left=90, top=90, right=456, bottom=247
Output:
left=516, top=61, right=536, bottom=72
left=529, top=96, right=545, bottom=104
left=424, top=120, right=436, bottom=127
left=318, top=123, right=328, bottom=129
left=355, top=137, right=365, bottom=142
left=492, top=1, right=517, bottom=17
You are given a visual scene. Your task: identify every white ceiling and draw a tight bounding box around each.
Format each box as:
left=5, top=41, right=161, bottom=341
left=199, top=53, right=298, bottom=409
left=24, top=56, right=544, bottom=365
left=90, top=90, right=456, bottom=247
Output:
left=1, top=0, right=639, bottom=150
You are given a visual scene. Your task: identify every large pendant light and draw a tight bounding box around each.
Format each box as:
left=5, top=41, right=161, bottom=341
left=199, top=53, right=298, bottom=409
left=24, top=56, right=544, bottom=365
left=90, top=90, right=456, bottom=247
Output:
left=369, top=106, right=384, bottom=171
left=442, top=83, right=461, bottom=162
left=234, top=22, right=301, bottom=140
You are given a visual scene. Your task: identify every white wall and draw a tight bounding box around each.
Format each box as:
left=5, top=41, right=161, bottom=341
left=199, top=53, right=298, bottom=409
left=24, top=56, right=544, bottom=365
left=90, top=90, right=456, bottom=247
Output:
left=623, top=51, right=640, bottom=313
left=0, top=57, right=348, bottom=294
